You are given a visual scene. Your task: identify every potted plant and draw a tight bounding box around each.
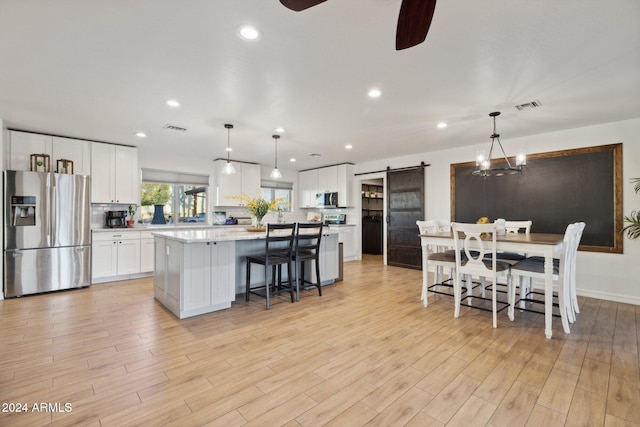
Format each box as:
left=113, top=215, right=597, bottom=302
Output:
left=228, top=194, right=285, bottom=230
left=622, top=178, right=640, bottom=239
left=127, top=204, right=137, bottom=228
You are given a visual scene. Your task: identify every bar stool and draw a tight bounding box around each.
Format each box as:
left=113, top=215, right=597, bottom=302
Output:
left=245, top=223, right=296, bottom=309
left=293, top=222, right=323, bottom=300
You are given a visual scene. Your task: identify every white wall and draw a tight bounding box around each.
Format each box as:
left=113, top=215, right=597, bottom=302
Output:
left=354, top=118, right=640, bottom=305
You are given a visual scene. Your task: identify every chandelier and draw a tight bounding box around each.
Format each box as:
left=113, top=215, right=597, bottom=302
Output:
left=473, top=112, right=526, bottom=177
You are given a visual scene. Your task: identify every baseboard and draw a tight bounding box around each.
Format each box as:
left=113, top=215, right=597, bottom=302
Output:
left=577, top=289, right=640, bottom=306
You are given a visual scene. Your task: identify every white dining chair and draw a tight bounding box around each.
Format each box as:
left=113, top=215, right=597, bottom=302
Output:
left=417, top=220, right=456, bottom=296
left=494, top=220, right=533, bottom=264
left=508, top=222, right=584, bottom=333
left=451, top=222, right=511, bottom=328
left=568, top=222, right=586, bottom=320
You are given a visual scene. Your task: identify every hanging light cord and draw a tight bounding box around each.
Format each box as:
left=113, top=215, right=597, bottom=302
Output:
left=273, top=134, right=280, bottom=169
left=490, top=114, right=514, bottom=169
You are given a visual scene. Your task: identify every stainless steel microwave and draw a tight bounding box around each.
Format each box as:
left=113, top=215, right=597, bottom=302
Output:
left=316, top=192, right=338, bottom=208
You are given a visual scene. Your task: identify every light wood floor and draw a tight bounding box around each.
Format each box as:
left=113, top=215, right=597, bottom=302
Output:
left=1, top=255, right=639, bottom=426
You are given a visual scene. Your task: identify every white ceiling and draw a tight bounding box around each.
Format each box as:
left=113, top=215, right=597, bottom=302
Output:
left=1, top=0, right=639, bottom=171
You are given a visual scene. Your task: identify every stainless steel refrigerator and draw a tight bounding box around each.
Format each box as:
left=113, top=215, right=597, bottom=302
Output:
left=4, top=170, right=91, bottom=297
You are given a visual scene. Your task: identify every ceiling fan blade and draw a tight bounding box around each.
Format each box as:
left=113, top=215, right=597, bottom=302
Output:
left=396, top=0, right=437, bottom=50
left=279, top=0, right=328, bottom=12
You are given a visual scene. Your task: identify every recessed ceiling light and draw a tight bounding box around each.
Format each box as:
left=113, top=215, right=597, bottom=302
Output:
left=135, top=132, right=147, bottom=138
left=275, top=127, right=285, bottom=133
left=345, top=144, right=353, bottom=150
left=238, top=25, right=260, bottom=40
left=225, top=147, right=232, bottom=152
left=368, top=88, right=382, bottom=98
left=289, top=158, right=296, bottom=162
left=437, top=122, right=448, bottom=129
left=166, top=99, right=180, bottom=107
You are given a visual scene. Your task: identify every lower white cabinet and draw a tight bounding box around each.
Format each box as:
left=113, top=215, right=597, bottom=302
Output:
left=333, top=225, right=357, bottom=261
left=140, top=231, right=155, bottom=273
left=92, top=231, right=141, bottom=279
left=154, top=237, right=236, bottom=318
left=308, top=233, right=339, bottom=285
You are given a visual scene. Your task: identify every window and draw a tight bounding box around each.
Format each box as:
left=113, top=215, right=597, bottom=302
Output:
left=140, top=169, right=209, bottom=225
left=261, top=180, right=292, bottom=212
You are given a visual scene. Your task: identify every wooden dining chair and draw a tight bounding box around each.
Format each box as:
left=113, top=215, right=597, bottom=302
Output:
left=245, top=223, right=296, bottom=309
left=451, top=222, right=511, bottom=328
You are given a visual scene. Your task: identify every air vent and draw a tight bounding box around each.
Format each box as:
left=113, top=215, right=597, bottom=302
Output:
left=308, top=153, right=321, bottom=157
left=163, top=124, right=187, bottom=132
left=514, top=100, right=542, bottom=111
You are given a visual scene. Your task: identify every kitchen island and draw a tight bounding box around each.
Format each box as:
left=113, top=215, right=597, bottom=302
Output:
left=152, top=227, right=339, bottom=319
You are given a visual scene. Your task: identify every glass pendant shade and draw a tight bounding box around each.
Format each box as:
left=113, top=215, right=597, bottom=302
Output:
left=222, top=161, right=236, bottom=175
left=270, top=167, right=282, bottom=179
left=270, top=134, right=281, bottom=179
left=222, top=123, right=236, bottom=175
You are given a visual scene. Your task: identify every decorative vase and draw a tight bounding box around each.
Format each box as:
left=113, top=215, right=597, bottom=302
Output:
left=126, top=219, right=135, bottom=228
left=254, top=215, right=265, bottom=228
left=152, top=204, right=166, bottom=224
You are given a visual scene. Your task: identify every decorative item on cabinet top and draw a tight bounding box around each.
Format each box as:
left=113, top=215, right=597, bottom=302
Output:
left=30, top=153, right=50, bottom=172
left=56, top=159, right=74, bottom=174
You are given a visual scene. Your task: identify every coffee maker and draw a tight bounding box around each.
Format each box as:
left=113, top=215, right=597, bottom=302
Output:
left=106, top=210, right=127, bottom=228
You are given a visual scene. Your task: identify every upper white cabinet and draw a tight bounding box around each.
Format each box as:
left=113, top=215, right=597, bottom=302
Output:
left=298, top=169, right=318, bottom=208
left=317, top=167, right=338, bottom=193
left=214, top=160, right=261, bottom=206
left=8, top=131, right=90, bottom=175
left=299, top=164, right=353, bottom=208
left=91, top=143, right=138, bottom=204
left=52, top=136, right=91, bottom=175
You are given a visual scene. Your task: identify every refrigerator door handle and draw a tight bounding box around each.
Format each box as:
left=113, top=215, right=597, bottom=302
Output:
left=50, top=175, right=56, bottom=246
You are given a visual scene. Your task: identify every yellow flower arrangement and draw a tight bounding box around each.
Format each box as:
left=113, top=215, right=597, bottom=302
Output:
left=227, top=194, right=285, bottom=226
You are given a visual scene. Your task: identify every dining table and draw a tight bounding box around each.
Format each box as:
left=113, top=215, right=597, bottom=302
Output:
left=419, top=231, right=565, bottom=339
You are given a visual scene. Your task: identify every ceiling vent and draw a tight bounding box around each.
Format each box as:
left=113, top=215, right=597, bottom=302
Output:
left=514, top=100, right=542, bottom=111
left=163, top=124, right=187, bottom=132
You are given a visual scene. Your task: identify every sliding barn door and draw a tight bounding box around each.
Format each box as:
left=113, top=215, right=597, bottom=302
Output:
left=386, top=167, right=425, bottom=269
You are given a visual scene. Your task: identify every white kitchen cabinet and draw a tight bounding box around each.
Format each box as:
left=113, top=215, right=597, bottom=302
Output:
left=337, top=163, right=353, bottom=207
left=8, top=131, right=52, bottom=171
left=298, top=169, right=318, bottom=208
left=214, top=160, right=261, bottom=206
left=299, top=164, right=353, bottom=208
left=51, top=136, right=91, bottom=175
left=91, top=231, right=141, bottom=280
left=91, top=143, right=138, bottom=204
left=140, top=231, right=155, bottom=273
left=154, top=237, right=236, bottom=318
left=308, top=232, right=339, bottom=285
left=334, top=225, right=357, bottom=261
left=317, top=166, right=338, bottom=193
left=8, top=131, right=91, bottom=175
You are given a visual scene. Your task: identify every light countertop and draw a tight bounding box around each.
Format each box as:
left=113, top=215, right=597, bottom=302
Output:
left=152, top=227, right=338, bottom=243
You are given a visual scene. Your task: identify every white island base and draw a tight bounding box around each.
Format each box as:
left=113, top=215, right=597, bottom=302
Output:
left=152, top=228, right=339, bottom=319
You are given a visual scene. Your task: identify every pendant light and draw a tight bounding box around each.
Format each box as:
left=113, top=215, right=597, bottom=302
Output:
left=269, top=134, right=282, bottom=179
left=473, top=112, right=526, bottom=177
left=222, top=123, right=236, bottom=175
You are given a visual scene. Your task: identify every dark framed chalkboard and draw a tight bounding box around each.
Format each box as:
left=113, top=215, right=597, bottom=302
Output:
left=450, top=143, right=623, bottom=253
